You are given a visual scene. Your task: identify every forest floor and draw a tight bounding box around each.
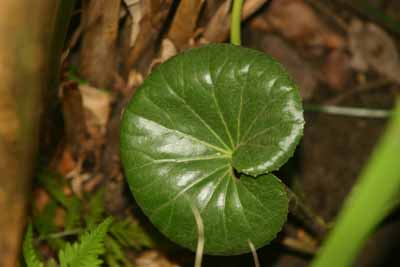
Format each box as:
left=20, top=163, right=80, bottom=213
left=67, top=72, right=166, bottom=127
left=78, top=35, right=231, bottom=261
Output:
left=19, top=0, right=400, bottom=266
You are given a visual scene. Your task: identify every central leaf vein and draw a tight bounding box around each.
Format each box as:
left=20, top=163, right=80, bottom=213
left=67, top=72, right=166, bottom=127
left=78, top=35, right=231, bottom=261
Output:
left=207, top=51, right=236, bottom=149
left=236, top=56, right=258, bottom=145
left=125, top=110, right=231, bottom=155
left=158, top=69, right=232, bottom=152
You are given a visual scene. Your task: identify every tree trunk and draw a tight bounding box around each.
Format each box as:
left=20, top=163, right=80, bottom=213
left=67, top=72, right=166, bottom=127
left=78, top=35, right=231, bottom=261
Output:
left=0, top=1, right=75, bottom=266
left=79, top=0, right=121, bottom=88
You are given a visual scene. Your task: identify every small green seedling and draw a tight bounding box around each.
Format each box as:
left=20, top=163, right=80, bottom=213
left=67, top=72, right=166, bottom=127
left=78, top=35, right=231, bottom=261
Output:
left=120, top=44, right=304, bottom=255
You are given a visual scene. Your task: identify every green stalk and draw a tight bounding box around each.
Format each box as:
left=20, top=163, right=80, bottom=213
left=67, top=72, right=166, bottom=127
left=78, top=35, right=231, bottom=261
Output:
left=311, top=100, right=400, bottom=267
left=230, top=0, right=244, bottom=45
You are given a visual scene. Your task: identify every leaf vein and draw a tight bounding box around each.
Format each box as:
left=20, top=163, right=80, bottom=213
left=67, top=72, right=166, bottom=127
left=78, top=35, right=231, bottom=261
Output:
left=124, top=110, right=230, bottom=154
left=149, top=166, right=229, bottom=216
left=158, top=69, right=232, bottom=151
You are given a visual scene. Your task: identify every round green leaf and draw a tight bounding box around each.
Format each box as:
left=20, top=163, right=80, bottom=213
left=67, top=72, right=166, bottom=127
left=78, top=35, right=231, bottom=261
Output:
left=120, top=44, right=304, bottom=255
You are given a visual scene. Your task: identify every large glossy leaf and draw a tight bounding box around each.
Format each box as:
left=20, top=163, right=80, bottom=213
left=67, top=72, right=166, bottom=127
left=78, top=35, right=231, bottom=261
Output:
left=120, top=44, right=304, bottom=255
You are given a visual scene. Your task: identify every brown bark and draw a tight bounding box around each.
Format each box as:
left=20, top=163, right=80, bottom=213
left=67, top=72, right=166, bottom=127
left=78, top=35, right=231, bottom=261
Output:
left=167, top=0, right=205, bottom=50
left=203, top=0, right=269, bottom=42
left=0, top=1, right=75, bottom=266
left=79, top=0, right=121, bottom=89
left=123, top=0, right=174, bottom=77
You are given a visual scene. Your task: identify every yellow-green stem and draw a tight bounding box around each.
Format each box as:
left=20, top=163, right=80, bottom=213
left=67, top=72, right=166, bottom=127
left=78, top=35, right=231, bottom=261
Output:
left=230, top=0, right=244, bottom=45
left=311, top=100, right=400, bottom=267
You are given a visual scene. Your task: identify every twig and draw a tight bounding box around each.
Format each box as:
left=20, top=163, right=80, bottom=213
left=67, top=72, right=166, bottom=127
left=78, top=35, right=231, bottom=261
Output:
left=287, top=187, right=328, bottom=238
left=248, top=240, right=260, bottom=267
left=333, top=0, right=400, bottom=36
left=326, top=79, right=392, bottom=105
left=38, top=228, right=83, bottom=241
left=242, top=0, right=269, bottom=20
left=190, top=202, right=204, bottom=267
left=304, top=0, right=348, bottom=32
left=281, top=237, right=318, bottom=255
left=304, top=104, right=393, bottom=119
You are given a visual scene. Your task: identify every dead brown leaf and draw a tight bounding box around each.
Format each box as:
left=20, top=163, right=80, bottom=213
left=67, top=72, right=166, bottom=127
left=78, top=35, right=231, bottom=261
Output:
left=60, top=81, right=87, bottom=156
left=149, top=38, right=178, bottom=72
left=127, top=69, right=144, bottom=91
left=83, top=173, right=103, bottom=193
left=59, top=81, right=114, bottom=197
left=79, top=0, right=121, bottom=88
left=203, top=0, right=269, bottom=43
left=262, top=0, right=344, bottom=49
left=33, top=188, right=51, bottom=213
left=79, top=84, right=115, bottom=135
left=349, top=19, right=400, bottom=84
left=135, top=250, right=181, bottom=267
left=258, top=34, right=317, bottom=99
left=54, top=207, right=65, bottom=228
left=321, top=49, right=352, bottom=91
left=124, top=0, right=174, bottom=76
left=57, top=147, right=77, bottom=176
left=124, top=0, right=143, bottom=46
left=168, top=0, right=205, bottom=49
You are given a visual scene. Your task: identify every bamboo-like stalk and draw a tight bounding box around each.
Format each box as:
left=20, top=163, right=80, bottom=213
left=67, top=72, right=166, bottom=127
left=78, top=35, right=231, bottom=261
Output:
left=0, top=1, right=76, bottom=266
left=311, top=101, right=400, bottom=267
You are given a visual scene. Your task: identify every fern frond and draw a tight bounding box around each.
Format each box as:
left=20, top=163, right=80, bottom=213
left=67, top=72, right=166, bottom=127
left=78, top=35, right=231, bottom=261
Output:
left=85, top=189, right=105, bottom=228
left=104, top=235, right=131, bottom=267
left=65, top=196, right=82, bottom=231
left=38, top=171, right=69, bottom=207
left=38, top=171, right=82, bottom=231
left=23, top=225, right=44, bottom=267
left=59, top=217, right=112, bottom=267
left=34, top=200, right=57, bottom=236
left=34, top=199, right=67, bottom=250
left=110, top=218, right=154, bottom=249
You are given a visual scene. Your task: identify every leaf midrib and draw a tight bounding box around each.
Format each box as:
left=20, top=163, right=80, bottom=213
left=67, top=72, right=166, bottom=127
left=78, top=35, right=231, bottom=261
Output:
left=125, top=109, right=232, bottom=156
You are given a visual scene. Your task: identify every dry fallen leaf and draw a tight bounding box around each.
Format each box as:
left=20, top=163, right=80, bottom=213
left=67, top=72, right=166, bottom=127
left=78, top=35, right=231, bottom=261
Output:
left=54, top=206, right=66, bottom=228
left=259, top=34, right=317, bottom=99
left=321, top=49, right=352, bottom=91
left=261, top=0, right=344, bottom=49
left=33, top=188, right=51, bottom=213
left=135, top=250, right=181, bottom=267
left=349, top=19, right=400, bottom=84
left=149, top=38, right=178, bottom=72
left=127, top=69, right=144, bottom=90
left=203, top=0, right=269, bottom=43
left=57, top=146, right=77, bottom=176
left=167, top=0, right=205, bottom=49
left=79, top=84, right=115, bottom=134
left=159, top=38, right=178, bottom=62
left=124, top=0, right=143, bottom=46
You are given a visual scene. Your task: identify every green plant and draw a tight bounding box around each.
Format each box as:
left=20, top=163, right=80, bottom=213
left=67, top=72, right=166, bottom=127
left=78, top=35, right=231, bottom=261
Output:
left=230, top=0, right=244, bottom=45
left=23, top=225, right=44, bottom=267
left=311, top=101, right=400, bottom=267
left=26, top=172, right=154, bottom=266
left=58, top=217, right=112, bottom=267
left=24, top=218, right=112, bottom=267
left=120, top=43, right=304, bottom=255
